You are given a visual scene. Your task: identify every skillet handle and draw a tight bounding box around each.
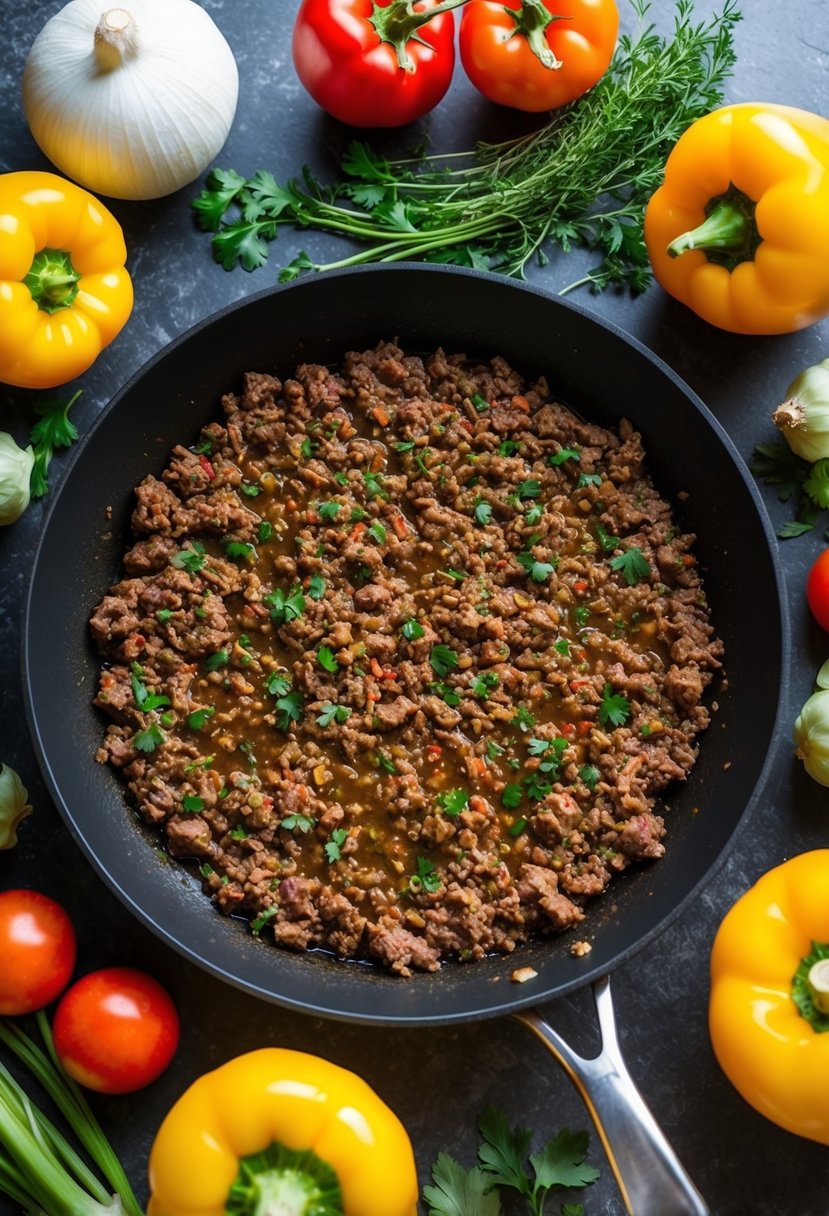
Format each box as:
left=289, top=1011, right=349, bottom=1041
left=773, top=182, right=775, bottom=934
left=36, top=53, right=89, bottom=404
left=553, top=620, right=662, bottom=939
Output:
left=514, top=975, right=709, bottom=1216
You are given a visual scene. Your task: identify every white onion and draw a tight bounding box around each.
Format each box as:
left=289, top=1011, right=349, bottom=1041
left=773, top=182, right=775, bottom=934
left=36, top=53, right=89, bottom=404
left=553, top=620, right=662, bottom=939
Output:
left=22, top=0, right=239, bottom=201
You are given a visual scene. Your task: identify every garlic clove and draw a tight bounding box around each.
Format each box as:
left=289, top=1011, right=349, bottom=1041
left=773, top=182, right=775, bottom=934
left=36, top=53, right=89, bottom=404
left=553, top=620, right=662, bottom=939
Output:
left=772, top=358, right=829, bottom=464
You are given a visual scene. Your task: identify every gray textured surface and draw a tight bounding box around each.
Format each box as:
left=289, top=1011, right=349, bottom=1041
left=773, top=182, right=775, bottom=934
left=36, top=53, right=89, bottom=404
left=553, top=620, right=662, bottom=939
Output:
left=1, top=1, right=828, bottom=1213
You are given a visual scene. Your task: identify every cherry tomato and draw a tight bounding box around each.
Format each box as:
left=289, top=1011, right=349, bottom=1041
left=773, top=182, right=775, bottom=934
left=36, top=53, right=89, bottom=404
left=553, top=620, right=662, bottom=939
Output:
left=53, top=967, right=179, bottom=1094
left=807, top=549, right=829, bottom=631
left=459, top=0, right=619, bottom=113
left=292, top=0, right=459, bottom=128
left=0, top=889, right=76, bottom=1015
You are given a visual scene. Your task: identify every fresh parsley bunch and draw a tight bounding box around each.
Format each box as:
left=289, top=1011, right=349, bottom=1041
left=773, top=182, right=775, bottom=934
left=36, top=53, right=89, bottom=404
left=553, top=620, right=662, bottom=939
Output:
left=752, top=440, right=829, bottom=538
left=423, top=1107, right=600, bottom=1216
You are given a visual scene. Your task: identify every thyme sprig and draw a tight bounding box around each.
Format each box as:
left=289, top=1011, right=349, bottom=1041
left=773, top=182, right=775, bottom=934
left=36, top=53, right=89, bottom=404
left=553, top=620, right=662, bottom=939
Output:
left=194, top=0, right=740, bottom=290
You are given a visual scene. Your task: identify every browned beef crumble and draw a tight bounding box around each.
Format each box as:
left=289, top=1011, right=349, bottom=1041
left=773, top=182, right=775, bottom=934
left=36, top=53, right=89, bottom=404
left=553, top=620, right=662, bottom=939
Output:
left=90, top=341, right=723, bottom=976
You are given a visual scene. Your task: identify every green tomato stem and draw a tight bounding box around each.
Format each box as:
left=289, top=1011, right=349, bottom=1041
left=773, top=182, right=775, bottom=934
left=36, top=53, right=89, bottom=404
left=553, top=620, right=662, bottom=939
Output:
left=23, top=248, right=81, bottom=315
left=508, top=0, right=566, bottom=70
left=369, top=0, right=470, bottom=71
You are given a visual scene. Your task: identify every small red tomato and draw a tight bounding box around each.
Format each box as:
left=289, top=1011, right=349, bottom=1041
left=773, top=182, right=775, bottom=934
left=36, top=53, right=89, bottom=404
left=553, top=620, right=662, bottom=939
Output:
left=0, top=889, right=76, bottom=1015
left=807, top=550, right=829, bottom=631
left=53, top=967, right=179, bottom=1094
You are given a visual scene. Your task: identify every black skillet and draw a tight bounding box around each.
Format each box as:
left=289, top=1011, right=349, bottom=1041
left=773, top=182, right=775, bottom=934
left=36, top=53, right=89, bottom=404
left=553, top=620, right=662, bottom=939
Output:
left=24, top=265, right=787, bottom=1215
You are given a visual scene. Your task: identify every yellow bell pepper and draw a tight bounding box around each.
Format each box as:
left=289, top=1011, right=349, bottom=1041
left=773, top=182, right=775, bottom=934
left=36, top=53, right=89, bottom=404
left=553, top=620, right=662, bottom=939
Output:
left=0, top=171, right=133, bottom=389
left=709, top=849, right=829, bottom=1145
left=147, top=1047, right=419, bottom=1216
left=643, top=103, right=829, bottom=334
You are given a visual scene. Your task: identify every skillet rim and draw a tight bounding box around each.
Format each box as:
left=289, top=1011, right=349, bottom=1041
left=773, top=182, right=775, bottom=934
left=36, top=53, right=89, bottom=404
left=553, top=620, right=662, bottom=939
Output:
left=22, top=263, right=790, bottom=1025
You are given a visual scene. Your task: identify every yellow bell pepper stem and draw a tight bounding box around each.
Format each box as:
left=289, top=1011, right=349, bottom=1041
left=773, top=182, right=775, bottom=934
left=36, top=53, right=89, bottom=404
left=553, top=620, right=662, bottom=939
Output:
left=667, top=185, right=761, bottom=268
left=147, top=1046, right=419, bottom=1216
left=808, top=959, right=829, bottom=1015
left=0, top=170, right=133, bottom=389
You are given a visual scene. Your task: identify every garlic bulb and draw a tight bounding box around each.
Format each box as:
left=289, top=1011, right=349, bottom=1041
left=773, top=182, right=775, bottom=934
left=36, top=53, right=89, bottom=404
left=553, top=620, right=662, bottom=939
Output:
left=773, top=358, right=829, bottom=463
left=0, top=433, right=35, bottom=526
left=22, top=0, right=239, bottom=201
left=794, top=686, right=829, bottom=786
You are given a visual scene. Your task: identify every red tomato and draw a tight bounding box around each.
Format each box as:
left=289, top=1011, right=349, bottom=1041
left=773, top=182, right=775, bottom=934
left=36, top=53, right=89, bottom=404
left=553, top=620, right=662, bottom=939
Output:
left=459, top=0, right=619, bottom=113
left=292, top=0, right=458, bottom=128
left=807, top=549, right=829, bottom=631
left=53, top=967, right=179, bottom=1094
left=0, top=889, right=76, bottom=1015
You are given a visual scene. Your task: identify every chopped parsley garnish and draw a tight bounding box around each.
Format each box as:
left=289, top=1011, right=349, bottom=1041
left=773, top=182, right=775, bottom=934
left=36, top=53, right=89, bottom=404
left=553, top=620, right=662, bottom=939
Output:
left=325, top=827, right=349, bottom=863
left=524, top=502, right=543, bottom=525
left=508, top=817, right=528, bottom=837
left=517, top=479, right=541, bottom=500
left=275, top=689, right=304, bottom=730
left=512, top=705, right=536, bottom=732
left=363, top=470, right=388, bottom=500
left=191, top=437, right=213, bottom=456
left=156, top=608, right=173, bottom=623
left=171, top=541, right=206, bottom=573
left=580, top=764, right=600, bottom=789
left=130, top=662, right=170, bottom=713
left=554, top=638, right=570, bottom=656
left=573, top=605, right=590, bottom=627
left=394, top=440, right=415, bottom=452
left=598, top=683, right=631, bottom=728
left=408, top=856, right=441, bottom=894
left=367, top=519, right=387, bottom=544
left=517, top=551, right=557, bottom=582
left=486, top=740, right=505, bottom=760
left=334, top=470, right=349, bottom=485
left=473, top=498, right=493, bottom=526
left=308, top=573, right=326, bottom=600
left=205, top=648, right=229, bottom=672
left=317, top=646, right=339, bottom=673
left=440, top=568, right=466, bottom=583
left=549, top=447, right=580, bottom=466
left=414, top=450, right=431, bottom=476
left=501, top=784, right=523, bottom=809
left=316, top=703, right=352, bottom=727
left=595, top=522, right=620, bottom=552
left=317, top=500, right=341, bottom=521
left=224, top=539, right=257, bottom=562
left=471, top=393, right=490, bottom=412
left=498, top=440, right=521, bottom=457
left=281, top=813, right=315, bottom=833
left=299, top=436, right=316, bottom=459
left=181, top=795, right=205, bottom=813
left=402, top=618, right=425, bottom=641
left=437, top=788, right=469, bottom=818
left=187, top=706, right=215, bottom=730
left=257, top=520, right=273, bottom=543
left=430, top=681, right=461, bottom=707
left=472, top=671, right=500, bottom=699
left=610, top=546, right=652, bottom=585
left=133, top=724, right=165, bottom=753
left=350, top=505, right=368, bottom=522
left=241, top=482, right=261, bottom=497
left=430, top=643, right=459, bottom=677
left=265, top=672, right=292, bottom=698
left=264, top=585, right=306, bottom=625
left=578, top=472, right=603, bottom=488
left=376, top=751, right=398, bottom=774
left=251, top=905, right=278, bottom=935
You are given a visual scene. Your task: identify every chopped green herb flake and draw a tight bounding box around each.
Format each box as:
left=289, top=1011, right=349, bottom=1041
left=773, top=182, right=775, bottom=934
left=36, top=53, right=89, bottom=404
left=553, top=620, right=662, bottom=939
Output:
left=181, top=795, right=205, bottom=813
left=264, top=585, right=306, bottom=625
left=437, top=788, right=469, bottom=818
left=472, top=671, right=500, bottom=699
left=430, top=643, right=459, bottom=677
left=317, top=646, right=339, bottom=673
left=473, top=498, right=493, bottom=526
left=402, top=618, right=425, bottom=641
left=501, top=784, right=523, bottom=809
left=251, top=905, right=278, bottom=935
left=171, top=541, right=206, bottom=573
left=275, top=690, right=304, bottom=730
left=549, top=447, right=580, bottom=466
left=133, top=724, right=165, bottom=753
left=205, top=649, right=229, bottom=672
left=325, top=827, right=349, bottom=863
left=408, top=856, right=441, bottom=895
left=281, top=813, right=315, bottom=833
left=610, top=546, right=652, bottom=585
left=156, top=608, right=173, bottom=623
left=308, top=573, right=326, bottom=600
left=598, top=683, right=630, bottom=728
left=317, top=703, right=352, bottom=727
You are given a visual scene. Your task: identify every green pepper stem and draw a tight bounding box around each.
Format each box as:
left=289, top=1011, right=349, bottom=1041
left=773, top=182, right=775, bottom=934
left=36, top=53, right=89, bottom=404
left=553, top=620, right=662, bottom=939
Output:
left=667, top=184, right=761, bottom=270
left=23, top=248, right=81, bottom=315
left=369, top=0, right=470, bottom=71
left=508, top=0, right=566, bottom=70
left=225, top=1142, right=343, bottom=1216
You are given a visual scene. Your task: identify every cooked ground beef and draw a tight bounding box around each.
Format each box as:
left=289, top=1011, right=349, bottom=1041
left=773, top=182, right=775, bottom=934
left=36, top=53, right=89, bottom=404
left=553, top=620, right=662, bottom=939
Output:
left=90, top=341, right=723, bottom=976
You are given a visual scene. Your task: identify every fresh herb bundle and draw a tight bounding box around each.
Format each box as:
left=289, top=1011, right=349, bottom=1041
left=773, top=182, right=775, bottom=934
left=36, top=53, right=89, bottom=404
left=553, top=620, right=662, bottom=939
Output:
left=752, top=439, right=829, bottom=538
left=193, top=0, right=740, bottom=290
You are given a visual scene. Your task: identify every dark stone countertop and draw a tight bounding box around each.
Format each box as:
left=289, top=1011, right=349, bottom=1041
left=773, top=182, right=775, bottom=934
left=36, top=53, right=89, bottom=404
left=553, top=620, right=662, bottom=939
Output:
left=1, top=2, right=828, bottom=1214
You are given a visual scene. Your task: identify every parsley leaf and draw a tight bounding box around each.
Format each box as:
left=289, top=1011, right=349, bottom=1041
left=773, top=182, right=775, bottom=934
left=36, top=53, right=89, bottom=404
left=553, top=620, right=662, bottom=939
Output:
left=529, top=1127, right=601, bottom=1192
left=609, top=546, right=651, bottom=585
left=524, top=502, right=543, bottom=525
left=257, top=520, right=273, bottom=543
left=804, top=459, right=829, bottom=509
left=275, top=690, right=304, bottom=730
left=437, top=788, right=469, bottom=818
left=181, top=795, right=204, bottom=813
left=317, top=646, right=339, bottom=673
left=250, top=905, right=278, bottom=935
left=512, top=706, right=536, bottom=732
left=28, top=389, right=82, bottom=499
left=549, top=447, right=580, bottom=467
left=308, top=573, right=326, bottom=600
left=223, top=539, right=257, bottom=563
left=595, top=522, right=620, bottom=552
left=133, top=724, right=165, bottom=753
left=171, top=541, right=206, bottom=574
left=498, top=440, right=521, bottom=457
left=187, top=706, right=215, bottom=730
left=752, top=439, right=809, bottom=504
left=191, top=167, right=247, bottom=231
left=402, top=618, right=425, bottom=641
left=517, top=479, right=541, bottom=500
left=317, top=500, right=341, bottom=520
left=517, top=551, right=557, bottom=583
left=423, top=1153, right=501, bottom=1216
left=430, top=644, right=459, bottom=677
left=502, top=785, right=523, bottom=809
left=409, top=855, right=442, bottom=895
left=579, top=764, right=600, bottom=789
left=474, top=499, right=493, bottom=526
left=375, top=751, right=398, bottom=774
left=578, top=472, right=603, bottom=488
left=316, top=703, right=352, bottom=727
left=368, top=519, right=387, bottom=544
left=598, top=683, right=630, bottom=728
left=281, top=813, right=315, bottom=833
left=264, top=585, right=306, bottom=625
left=472, top=671, right=500, bottom=699
left=205, top=648, right=229, bottom=672
left=266, top=671, right=292, bottom=698
left=130, top=662, right=170, bottom=713
left=325, top=827, right=349, bottom=863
